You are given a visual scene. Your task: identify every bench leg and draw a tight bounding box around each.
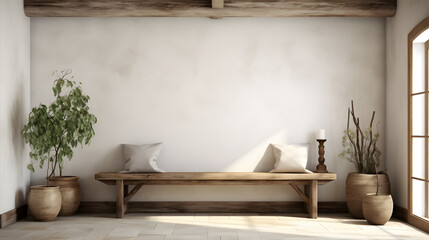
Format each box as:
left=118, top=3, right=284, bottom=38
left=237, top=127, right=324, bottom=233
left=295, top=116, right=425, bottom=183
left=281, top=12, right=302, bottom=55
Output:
left=116, top=180, right=125, bottom=218
left=124, top=185, right=128, bottom=214
left=124, top=185, right=128, bottom=198
left=308, top=180, right=318, bottom=219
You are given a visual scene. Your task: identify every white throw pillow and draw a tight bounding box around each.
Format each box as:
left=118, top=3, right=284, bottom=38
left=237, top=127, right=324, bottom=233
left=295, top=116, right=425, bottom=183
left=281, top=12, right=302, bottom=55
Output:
left=120, top=143, right=165, bottom=173
left=269, top=144, right=309, bottom=173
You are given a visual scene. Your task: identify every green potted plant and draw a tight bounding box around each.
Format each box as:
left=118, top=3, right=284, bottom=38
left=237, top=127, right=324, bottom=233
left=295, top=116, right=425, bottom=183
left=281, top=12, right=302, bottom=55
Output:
left=22, top=70, right=97, bottom=217
left=339, top=100, right=390, bottom=219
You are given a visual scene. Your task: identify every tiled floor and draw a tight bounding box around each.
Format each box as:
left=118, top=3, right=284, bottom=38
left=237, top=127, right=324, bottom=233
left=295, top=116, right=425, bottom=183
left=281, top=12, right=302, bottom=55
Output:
left=0, top=213, right=428, bottom=240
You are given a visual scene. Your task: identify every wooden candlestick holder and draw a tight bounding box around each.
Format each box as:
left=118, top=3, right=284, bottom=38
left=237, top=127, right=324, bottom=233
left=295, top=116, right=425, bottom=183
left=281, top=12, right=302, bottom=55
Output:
left=315, top=139, right=328, bottom=173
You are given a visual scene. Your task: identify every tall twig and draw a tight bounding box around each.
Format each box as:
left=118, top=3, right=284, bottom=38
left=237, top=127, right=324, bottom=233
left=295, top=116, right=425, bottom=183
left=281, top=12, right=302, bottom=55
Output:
left=346, top=108, right=360, bottom=171
left=366, top=111, right=376, bottom=165
left=350, top=101, right=365, bottom=172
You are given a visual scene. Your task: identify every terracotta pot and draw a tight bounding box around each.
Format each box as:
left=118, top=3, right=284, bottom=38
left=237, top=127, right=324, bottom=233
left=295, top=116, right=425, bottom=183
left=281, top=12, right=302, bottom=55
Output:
left=362, top=194, right=393, bottom=225
left=346, top=172, right=390, bottom=219
left=47, top=176, right=81, bottom=216
left=28, top=185, right=61, bottom=221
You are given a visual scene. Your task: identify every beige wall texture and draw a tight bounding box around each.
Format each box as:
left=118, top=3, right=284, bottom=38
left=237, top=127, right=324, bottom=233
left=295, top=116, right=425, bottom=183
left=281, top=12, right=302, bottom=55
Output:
left=30, top=17, right=386, bottom=202
left=0, top=0, right=31, bottom=214
left=386, top=0, right=429, bottom=209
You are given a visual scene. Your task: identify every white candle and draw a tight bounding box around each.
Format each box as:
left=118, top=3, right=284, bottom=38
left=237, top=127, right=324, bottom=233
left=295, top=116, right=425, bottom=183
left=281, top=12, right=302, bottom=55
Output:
left=317, top=129, right=326, bottom=140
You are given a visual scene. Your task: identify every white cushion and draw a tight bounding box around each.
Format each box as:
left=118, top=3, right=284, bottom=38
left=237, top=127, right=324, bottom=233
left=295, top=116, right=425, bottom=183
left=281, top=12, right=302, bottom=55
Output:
left=120, top=143, right=165, bottom=173
left=269, top=144, right=309, bottom=173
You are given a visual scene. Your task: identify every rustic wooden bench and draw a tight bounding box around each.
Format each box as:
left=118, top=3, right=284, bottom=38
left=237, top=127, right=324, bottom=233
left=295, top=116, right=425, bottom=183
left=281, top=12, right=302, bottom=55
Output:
left=95, top=172, right=336, bottom=219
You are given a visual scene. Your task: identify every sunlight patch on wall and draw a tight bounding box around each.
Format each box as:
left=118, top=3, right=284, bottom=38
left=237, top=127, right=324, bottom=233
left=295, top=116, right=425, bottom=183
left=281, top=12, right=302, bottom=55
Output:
left=223, top=129, right=287, bottom=172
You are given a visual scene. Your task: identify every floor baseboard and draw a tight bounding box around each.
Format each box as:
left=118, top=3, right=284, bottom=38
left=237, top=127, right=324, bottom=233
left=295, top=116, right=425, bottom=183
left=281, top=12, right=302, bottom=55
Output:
left=0, top=205, right=28, bottom=228
left=78, top=201, right=348, bottom=214
left=393, top=205, right=408, bottom=222
left=394, top=206, right=429, bottom=233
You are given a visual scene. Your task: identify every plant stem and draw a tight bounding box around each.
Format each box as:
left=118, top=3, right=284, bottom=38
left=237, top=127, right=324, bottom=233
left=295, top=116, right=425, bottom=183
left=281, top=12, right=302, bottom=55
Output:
left=46, top=157, right=49, bottom=186
left=49, top=144, right=60, bottom=178
left=374, top=154, right=380, bottom=195
left=366, top=111, right=375, bottom=163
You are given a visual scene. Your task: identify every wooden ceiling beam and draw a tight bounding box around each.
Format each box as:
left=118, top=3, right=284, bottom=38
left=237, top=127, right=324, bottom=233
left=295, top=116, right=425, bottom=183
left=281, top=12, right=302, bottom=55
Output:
left=24, top=0, right=397, bottom=18
left=212, top=0, right=224, bottom=9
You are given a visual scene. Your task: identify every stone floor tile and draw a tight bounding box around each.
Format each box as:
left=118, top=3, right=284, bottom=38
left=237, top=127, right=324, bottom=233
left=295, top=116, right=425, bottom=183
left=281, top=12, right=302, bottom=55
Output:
left=0, top=213, right=427, bottom=240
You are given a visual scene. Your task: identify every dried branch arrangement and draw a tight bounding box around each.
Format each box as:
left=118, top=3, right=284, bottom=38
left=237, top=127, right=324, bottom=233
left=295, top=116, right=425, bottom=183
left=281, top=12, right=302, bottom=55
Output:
left=339, top=100, right=381, bottom=174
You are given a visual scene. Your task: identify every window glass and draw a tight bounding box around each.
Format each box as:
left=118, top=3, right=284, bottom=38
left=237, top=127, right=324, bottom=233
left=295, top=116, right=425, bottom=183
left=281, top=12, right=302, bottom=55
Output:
left=412, top=179, right=427, bottom=218
left=413, top=94, right=426, bottom=135
left=412, top=138, right=426, bottom=179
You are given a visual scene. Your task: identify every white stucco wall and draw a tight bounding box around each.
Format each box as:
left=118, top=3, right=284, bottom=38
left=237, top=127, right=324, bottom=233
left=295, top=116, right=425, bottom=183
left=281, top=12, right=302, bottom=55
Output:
left=386, top=0, right=429, bottom=209
left=30, top=17, right=386, bottom=202
left=0, top=0, right=31, bottom=214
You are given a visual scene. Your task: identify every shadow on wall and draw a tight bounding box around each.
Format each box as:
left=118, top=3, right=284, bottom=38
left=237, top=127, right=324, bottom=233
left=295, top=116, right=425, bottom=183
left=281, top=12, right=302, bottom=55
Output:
left=224, top=129, right=318, bottom=172
left=11, top=80, right=27, bottom=206
left=221, top=130, right=288, bottom=172
left=254, top=144, right=275, bottom=172
left=15, top=189, right=24, bottom=208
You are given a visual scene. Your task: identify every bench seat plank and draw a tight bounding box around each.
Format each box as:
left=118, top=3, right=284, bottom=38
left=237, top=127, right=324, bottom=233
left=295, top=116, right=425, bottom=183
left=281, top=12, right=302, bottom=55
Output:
left=95, top=172, right=337, bottom=181
left=96, top=180, right=334, bottom=186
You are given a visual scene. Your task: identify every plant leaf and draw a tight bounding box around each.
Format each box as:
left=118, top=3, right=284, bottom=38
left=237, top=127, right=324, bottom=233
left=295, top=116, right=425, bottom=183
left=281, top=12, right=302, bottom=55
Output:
left=27, top=164, right=35, bottom=172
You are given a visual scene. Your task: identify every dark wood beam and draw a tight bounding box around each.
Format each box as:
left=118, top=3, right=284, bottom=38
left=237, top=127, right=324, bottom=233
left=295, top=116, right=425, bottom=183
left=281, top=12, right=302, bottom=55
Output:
left=24, top=0, right=396, bottom=17
left=212, top=0, right=224, bottom=9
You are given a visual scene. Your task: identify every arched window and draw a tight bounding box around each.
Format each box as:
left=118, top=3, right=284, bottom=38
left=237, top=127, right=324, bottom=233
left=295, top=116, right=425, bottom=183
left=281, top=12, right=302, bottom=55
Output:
left=409, top=16, right=429, bottom=231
